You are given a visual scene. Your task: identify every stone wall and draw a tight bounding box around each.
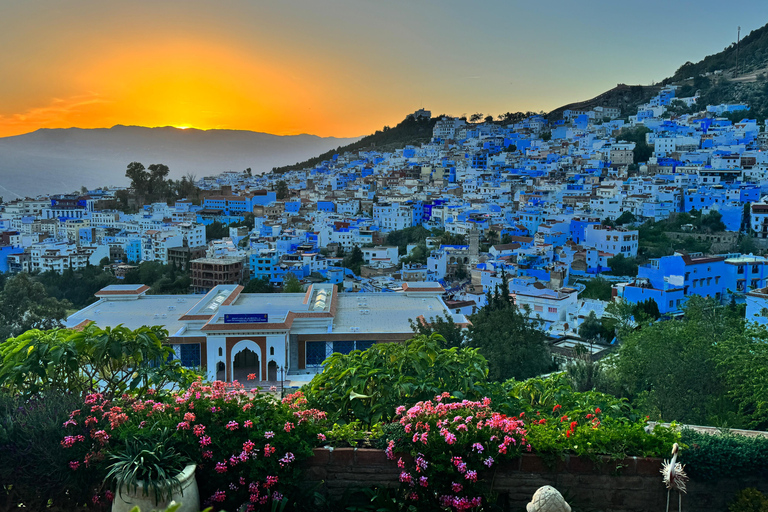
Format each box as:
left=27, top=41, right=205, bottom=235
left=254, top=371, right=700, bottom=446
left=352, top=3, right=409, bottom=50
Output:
left=303, top=447, right=768, bottom=512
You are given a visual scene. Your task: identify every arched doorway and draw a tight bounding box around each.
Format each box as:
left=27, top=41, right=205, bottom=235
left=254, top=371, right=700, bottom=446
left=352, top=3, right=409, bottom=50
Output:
left=216, top=361, right=225, bottom=381
left=267, top=360, right=278, bottom=382
left=233, top=348, right=260, bottom=383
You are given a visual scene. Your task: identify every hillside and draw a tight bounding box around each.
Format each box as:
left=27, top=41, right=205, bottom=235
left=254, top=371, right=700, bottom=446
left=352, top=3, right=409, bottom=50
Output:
left=271, top=116, right=437, bottom=173
left=546, top=84, right=661, bottom=121
left=0, top=126, right=359, bottom=199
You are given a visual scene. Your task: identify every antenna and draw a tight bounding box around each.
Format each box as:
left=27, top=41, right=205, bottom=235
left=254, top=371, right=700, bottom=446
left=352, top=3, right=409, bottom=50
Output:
left=737, top=26, right=741, bottom=76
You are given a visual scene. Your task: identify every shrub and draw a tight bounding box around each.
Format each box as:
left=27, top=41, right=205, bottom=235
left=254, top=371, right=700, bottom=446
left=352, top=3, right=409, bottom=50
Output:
left=61, top=381, right=326, bottom=511
left=0, top=392, right=101, bottom=510
left=729, top=488, right=768, bottom=512
left=382, top=394, right=528, bottom=511
left=303, top=334, right=488, bottom=427
left=680, top=428, right=768, bottom=481
left=0, top=324, right=198, bottom=399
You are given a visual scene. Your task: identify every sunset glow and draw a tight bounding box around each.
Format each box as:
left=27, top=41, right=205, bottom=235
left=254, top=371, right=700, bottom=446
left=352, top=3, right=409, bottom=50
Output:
left=1, top=1, right=766, bottom=139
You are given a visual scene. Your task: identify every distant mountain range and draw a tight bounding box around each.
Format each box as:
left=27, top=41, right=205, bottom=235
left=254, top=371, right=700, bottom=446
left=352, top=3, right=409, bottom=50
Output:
left=0, top=125, right=360, bottom=199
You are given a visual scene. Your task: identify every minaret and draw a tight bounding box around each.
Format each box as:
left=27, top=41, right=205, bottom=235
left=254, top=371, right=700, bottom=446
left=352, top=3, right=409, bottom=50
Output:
left=469, top=227, right=479, bottom=266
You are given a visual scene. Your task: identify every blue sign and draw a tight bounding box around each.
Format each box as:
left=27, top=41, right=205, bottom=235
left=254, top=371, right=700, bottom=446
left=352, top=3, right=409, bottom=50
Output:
left=224, top=313, right=268, bottom=324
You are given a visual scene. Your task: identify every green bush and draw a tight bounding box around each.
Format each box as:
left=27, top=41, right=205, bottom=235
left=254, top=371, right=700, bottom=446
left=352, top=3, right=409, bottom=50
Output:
left=680, top=428, right=768, bottom=481
left=0, top=324, right=198, bottom=399
left=729, top=488, right=768, bottom=512
left=0, top=392, right=102, bottom=510
left=61, top=383, right=326, bottom=511
left=303, top=334, right=488, bottom=427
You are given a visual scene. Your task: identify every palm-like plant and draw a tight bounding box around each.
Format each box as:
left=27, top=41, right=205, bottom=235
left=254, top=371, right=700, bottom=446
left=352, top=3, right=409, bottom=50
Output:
left=105, top=428, right=191, bottom=505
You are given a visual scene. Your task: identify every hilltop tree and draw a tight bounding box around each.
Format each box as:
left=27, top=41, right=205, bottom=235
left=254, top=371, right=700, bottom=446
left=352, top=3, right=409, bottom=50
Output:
left=410, top=312, right=465, bottom=349
left=283, top=272, right=303, bottom=293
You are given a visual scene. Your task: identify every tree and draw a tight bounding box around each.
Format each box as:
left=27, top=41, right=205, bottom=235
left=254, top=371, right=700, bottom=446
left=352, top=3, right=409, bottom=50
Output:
left=607, top=254, right=638, bottom=277
left=484, top=115, right=494, bottom=124
left=0, top=273, right=71, bottom=341
left=467, top=274, right=553, bottom=382
left=410, top=312, right=465, bottom=349
left=566, top=345, right=605, bottom=392
left=612, top=296, right=744, bottom=425
left=615, top=211, right=636, bottom=225
left=579, top=277, right=613, bottom=301
left=343, top=246, right=365, bottom=275
left=485, top=230, right=499, bottom=247
left=275, top=180, right=289, bottom=200
left=633, top=298, right=660, bottom=321
left=282, top=272, right=303, bottom=293
left=618, top=127, right=652, bottom=164
left=469, top=112, right=483, bottom=123
left=0, top=324, right=196, bottom=399
left=125, top=161, right=149, bottom=201
left=578, top=311, right=603, bottom=342
left=242, top=277, right=273, bottom=294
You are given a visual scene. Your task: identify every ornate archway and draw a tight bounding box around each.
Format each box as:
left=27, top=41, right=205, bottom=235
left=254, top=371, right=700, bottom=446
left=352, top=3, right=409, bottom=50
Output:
left=230, top=340, right=263, bottom=382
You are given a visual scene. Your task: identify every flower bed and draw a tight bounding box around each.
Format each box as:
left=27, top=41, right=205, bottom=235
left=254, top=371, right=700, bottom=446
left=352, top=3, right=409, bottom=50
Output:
left=60, top=380, right=325, bottom=511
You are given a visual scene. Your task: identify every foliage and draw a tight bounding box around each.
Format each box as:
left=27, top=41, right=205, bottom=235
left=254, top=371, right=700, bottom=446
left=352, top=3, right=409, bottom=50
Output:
left=606, top=254, right=638, bottom=277
left=61, top=382, right=326, bottom=511
left=485, top=374, right=679, bottom=461
left=617, top=127, right=652, bottom=164
left=680, top=428, right=768, bottom=482
left=123, top=261, right=192, bottom=295
left=124, top=162, right=199, bottom=206
left=409, top=312, right=465, bottom=349
left=105, top=427, right=191, bottom=504
left=243, top=277, right=274, bottom=294
left=0, top=272, right=71, bottom=340
left=272, top=116, right=437, bottom=174
left=282, top=273, right=303, bottom=293
left=632, top=298, right=660, bottom=321
left=342, top=246, right=365, bottom=275
left=614, top=211, right=636, bottom=226
left=0, top=324, right=197, bottom=399
left=467, top=273, right=554, bottom=382
left=0, top=392, right=98, bottom=510
left=275, top=180, right=289, bottom=200
left=728, top=488, right=768, bottom=512
left=565, top=346, right=607, bottom=393
left=303, top=334, right=488, bottom=427
left=578, top=277, right=613, bottom=301
left=610, top=296, right=746, bottom=426
left=578, top=311, right=603, bottom=343
left=35, top=266, right=119, bottom=310
left=383, top=396, right=528, bottom=511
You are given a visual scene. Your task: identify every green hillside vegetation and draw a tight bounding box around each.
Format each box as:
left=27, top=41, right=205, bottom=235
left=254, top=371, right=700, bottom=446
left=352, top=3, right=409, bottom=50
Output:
left=271, top=115, right=437, bottom=173
left=669, top=24, right=768, bottom=82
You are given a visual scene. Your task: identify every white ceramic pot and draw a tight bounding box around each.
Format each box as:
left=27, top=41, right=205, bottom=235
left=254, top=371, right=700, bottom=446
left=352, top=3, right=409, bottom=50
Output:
left=111, top=464, right=200, bottom=512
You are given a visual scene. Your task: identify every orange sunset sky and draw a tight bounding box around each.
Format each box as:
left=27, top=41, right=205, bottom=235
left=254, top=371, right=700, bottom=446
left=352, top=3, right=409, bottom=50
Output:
left=1, top=0, right=766, bottom=139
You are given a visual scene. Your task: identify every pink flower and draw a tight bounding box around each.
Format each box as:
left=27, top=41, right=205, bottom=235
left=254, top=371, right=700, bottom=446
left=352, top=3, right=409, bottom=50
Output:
left=243, top=440, right=255, bottom=453
left=399, top=472, right=412, bottom=484
left=69, top=460, right=80, bottom=470
left=226, top=421, right=239, bottom=431
left=200, top=435, right=212, bottom=446
left=264, top=430, right=274, bottom=439
left=272, top=492, right=283, bottom=502
left=444, top=432, right=457, bottom=445
left=215, top=462, right=228, bottom=473
left=184, top=412, right=195, bottom=422
left=211, top=490, right=227, bottom=502
left=451, top=482, right=463, bottom=493
left=472, top=442, right=484, bottom=453
left=465, top=470, right=478, bottom=482
left=278, top=452, right=295, bottom=467
left=283, top=422, right=294, bottom=433
left=244, top=420, right=253, bottom=428
left=247, top=373, right=256, bottom=380
left=62, top=419, right=77, bottom=428
left=419, top=476, right=429, bottom=487
left=176, top=421, right=190, bottom=431
left=264, top=444, right=276, bottom=457
left=317, top=433, right=326, bottom=441
left=484, top=456, right=495, bottom=468
left=193, top=424, right=206, bottom=437
left=397, top=457, right=405, bottom=469
left=105, top=490, right=114, bottom=502
left=266, top=475, right=279, bottom=488
left=202, top=450, right=213, bottom=459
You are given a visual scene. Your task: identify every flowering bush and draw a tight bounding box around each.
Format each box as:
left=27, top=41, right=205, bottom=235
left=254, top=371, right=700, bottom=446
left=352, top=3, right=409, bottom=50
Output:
left=61, top=380, right=326, bottom=511
left=383, top=393, right=529, bottom=511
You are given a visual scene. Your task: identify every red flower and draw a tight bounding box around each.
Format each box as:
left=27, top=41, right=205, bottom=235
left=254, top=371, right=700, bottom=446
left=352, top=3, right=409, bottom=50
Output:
left=595, top=407, right=601, bottom=414
left=552, top=404, right=562, bottom=412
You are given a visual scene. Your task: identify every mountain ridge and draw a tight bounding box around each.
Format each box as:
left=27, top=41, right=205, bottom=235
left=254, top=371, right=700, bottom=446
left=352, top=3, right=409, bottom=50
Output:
left=0, top=125, right=360, bottom=199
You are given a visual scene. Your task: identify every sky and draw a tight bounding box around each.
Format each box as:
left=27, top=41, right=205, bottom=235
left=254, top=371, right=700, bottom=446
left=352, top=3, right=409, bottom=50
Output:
left=1, top=0, right=768, bottom=139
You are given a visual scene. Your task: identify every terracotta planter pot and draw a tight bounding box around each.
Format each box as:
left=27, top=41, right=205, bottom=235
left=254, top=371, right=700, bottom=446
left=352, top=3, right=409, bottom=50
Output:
left=111, top=464, right=200, bottom=512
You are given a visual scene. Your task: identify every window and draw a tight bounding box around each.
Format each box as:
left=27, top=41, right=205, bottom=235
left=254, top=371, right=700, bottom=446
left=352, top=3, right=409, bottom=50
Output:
left=218, top=347, right=223, bottom=357
left=306, top=341, right=327, bottom=367
left=270, top=346, right=275, bottom=356
left=180, top=344, right=201, bottom=368
left=534, top=305, right=543, bottom=312
left=332, top=340, right=355, bottom=355
left=548, top=307, right=557, bottom=313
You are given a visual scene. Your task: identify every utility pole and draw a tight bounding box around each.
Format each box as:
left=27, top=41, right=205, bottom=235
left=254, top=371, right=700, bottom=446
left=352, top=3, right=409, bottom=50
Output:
left=737, top=26, right=741, bottom=76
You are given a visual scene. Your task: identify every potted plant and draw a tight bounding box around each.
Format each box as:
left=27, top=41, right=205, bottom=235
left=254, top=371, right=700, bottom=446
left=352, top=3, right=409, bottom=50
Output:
left=106, top=428, right=199, bottom=512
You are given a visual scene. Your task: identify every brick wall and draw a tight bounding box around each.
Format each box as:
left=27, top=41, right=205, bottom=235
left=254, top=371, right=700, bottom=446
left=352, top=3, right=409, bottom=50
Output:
left=303, top=448, right=768, bottom=512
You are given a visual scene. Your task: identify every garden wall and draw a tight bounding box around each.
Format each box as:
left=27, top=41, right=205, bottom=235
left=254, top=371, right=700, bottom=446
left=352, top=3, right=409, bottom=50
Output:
left=303, top=448, right=768, bottom=512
